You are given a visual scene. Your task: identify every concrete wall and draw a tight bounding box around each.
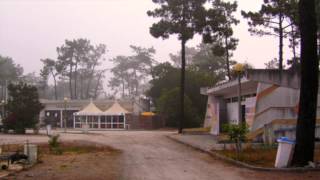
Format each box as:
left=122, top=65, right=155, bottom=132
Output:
left=226, top=103, right=238, bottom=124
left=252, top=82, right=320, bottom=131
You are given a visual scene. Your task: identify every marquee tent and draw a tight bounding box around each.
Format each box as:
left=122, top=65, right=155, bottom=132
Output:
left=73, top=101, right=130, bottom=129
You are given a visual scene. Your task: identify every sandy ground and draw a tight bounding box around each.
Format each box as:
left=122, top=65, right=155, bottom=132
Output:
left=1, top=130, right=320, bottom=180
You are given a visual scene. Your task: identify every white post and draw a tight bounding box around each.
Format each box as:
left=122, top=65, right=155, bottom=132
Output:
left=60, top=110, right=63, bottom=128
left=124, top=114, right=126, bottom=130
left=73, top=115, right=76, bottom=129
left=98, top=116, right=101, bottom=129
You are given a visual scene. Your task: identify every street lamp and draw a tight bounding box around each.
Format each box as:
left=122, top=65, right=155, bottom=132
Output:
left=63, top=97, right=68, bottom=133
left=1, top=100, right=5, bottom=121
left=233, top=63, right=245, bottom=124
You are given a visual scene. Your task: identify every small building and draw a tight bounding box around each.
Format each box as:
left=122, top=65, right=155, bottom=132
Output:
left=74, top=101, right=128, bottom=129
left=201, top=69, right=320, bottom=142
left=39, top=98, right=164, bottom=130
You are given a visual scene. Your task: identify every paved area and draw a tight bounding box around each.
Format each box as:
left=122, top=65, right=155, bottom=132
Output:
left=1, top=130, right=320, bottom=180
left=169, top=134, right=220, bottom=151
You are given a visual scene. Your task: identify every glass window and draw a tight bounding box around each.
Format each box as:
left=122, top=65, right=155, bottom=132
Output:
left=231, top=97, right=238, bottom=102
left=93, top=116, right=99, bottom=123
left=119, top=116, right=124, bottom=123
left=101, top=116, right=106, bottom=123
left=112, top=116, right=118, bottom=123
left=107, top=116, right=112, bottom=123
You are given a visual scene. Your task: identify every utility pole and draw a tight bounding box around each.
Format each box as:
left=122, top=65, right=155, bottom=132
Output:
left=63, top=97, right=68, bottom=133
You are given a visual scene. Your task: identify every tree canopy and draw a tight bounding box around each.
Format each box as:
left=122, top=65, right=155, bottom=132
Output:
left=40, top=38, right=107, bottom=100
left=109, top=45, right=156, bottom=98
left=241, top=0, right=299, bottom=70
left=3, top=82, right=44, bottom=134
left=147, top=62, right=217, bottom=128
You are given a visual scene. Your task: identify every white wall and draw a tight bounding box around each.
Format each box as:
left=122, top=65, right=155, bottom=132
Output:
left=226, top=102, right=239, bottom=124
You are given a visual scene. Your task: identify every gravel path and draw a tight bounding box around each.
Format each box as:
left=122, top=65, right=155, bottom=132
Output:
left=1, top=130, right=320, bottom=180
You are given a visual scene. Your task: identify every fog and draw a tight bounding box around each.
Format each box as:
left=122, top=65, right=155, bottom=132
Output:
left=0, top=0, right=293, bottom=76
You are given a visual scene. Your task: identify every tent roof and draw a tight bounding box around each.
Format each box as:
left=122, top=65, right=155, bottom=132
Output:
left=104, top=101, right=130, bottom=115
left=75, top=101, right=103, bottom=116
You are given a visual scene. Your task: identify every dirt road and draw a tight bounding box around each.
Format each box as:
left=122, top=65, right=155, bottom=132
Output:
left=1, top=130, right=320, bottom=180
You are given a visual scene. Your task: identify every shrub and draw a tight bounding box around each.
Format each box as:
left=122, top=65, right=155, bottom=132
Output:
left=3, top=82, right=44, bottom=134
left=156, top=88, right=201, bottom=128
left=48, top=134, right=62, bottom=155
left=222, top=123, right=249, bottom=156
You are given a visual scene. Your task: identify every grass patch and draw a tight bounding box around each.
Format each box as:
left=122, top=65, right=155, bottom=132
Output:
left=215, top=147, right=277, bottom=167
left=182, top=127, right=210, bottom=133
left=38, top=141, right=119, bottom=155
left=214, top=146, right=320, bottom=168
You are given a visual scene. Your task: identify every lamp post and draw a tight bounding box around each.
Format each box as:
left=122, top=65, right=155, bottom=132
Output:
left=1, top=100, right=5, bottom=121
left=63, top=97, right=68, bottom=133
left=233, top=63, right=244, bottom=124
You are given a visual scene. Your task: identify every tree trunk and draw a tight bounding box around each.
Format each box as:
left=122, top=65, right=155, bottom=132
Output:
left=79, top=74, right=83, bottom=99
left=94, top=71, right=103, bottom=99
left=237, top=74, right=242, bottom=124
left=86, top=62, right=98, bottom=99
left=291, top=25, right=297, bottom=66
left=279, top=11, right=284, bottom=71
left=52, top=72, right=58, bottom=100
left=69, top=64, right=73, bottom=99
left=134, top=69, right=139, bottom=96
left=179, top=39, right=186, bottom=134
left=225, top=36, right=231, bottom=80
left=291, top=0, right=318, bottom=166
left=74, top=60, right=78, bottom=99
left=122, top=79, right=125, bottom=98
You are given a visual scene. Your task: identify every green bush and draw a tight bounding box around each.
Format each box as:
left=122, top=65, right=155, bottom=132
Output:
left=48, top=134, right=62, bottom=155
left=156, top=88, right=201, bottom=128
left=3, top=82, right=44, bottom=134
left=222, top=123, right=249, bottom=155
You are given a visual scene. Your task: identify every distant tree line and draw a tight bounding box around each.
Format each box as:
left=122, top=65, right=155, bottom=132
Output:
left=40, top=38, right=107, bottom=100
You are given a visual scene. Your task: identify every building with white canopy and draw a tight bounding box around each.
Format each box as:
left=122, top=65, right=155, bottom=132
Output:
left=74, top=100, right=103, bottom=128
left=73, top=101, right=129, bottom=129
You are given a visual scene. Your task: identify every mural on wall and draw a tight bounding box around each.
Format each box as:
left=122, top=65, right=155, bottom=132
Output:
left=207, top=96, right=219, bottom=135
left=245, top=97, right=256, bottom=128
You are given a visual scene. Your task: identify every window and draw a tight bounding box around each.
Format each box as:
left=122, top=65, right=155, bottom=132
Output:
left=119, top=116, right=124, bottom=123
left=106, top=116, right=112, bottom=123
left=231, top=97, right=238, bottom=102
left=225, top=98, right=231, bottom=103
left=101, top=116, right=106, bottom=123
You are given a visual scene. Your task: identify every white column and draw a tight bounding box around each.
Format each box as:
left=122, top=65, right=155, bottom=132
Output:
left=73, top=115, right=76, bottom=129
left=60, top=110, right=63, bottom=128
left=124, top=114, right=126, bottom=130
left=98, top=116, right=101, bottom=129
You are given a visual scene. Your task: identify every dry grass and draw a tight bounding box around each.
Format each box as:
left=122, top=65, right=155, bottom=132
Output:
left=38, top=141, right=120, bottom=155
left=3, top=141, right=122, bottom=180
left=182, top=127, right=210, bottom=133
left=215, top=146, right=320, bottom=168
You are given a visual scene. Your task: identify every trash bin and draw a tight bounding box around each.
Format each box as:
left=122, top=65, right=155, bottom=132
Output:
left=24, top=144, right=38, bottom=164
left=82, top=124, right=89, bottom=134
left=275, top=137, right=295, bottom=168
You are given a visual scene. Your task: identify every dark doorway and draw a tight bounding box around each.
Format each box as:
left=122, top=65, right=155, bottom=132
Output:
left=241, top=105, right=246, bottom=123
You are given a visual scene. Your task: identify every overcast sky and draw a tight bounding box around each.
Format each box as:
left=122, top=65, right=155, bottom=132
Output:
left=0, top=0, right=293, bottom=77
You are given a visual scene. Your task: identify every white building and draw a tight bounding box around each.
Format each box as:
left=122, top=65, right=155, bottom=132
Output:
left=201, top=69, right=320, bottom=142
left=39, top=98, right=149, bottom=130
